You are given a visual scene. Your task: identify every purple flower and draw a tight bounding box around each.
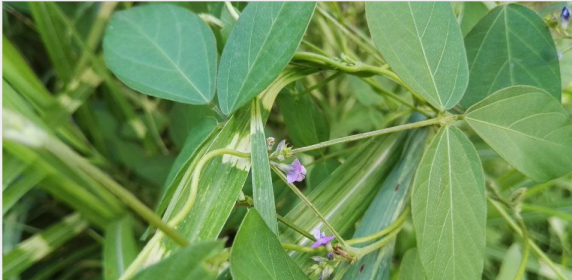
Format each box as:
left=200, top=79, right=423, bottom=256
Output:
left=311, top=228, right=335, bottom=248
left=562, top=7, right=570, bottom=29
left=286, top=158, right=307, bottom=184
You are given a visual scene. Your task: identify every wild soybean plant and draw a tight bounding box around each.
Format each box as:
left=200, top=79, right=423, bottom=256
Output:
left=97, top=2, right=572, bottom=280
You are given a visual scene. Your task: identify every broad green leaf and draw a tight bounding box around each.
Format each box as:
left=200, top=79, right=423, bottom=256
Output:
left=104, top=216, right=139, bottom=280
left=2, top=213, right=88, bottom=279
left=276, top=86, right=329, bottom=155
left=104, top=4, right=217, bottom=104
left=217, top=2, right=316, bottom=114
left=135, top=66, right=316, bottom=270
left=343, top=120, right=429, bottom=280
left=250, top=99, right=278, bottom=233
left=133, top=241, right=223, bottom=280
left=411, top=126, right=486, bottom=280
left=461, top=4, right=561, bottom=108
left=230, top=209, right=309, bottom=280
left=399, top=249, right=426, bottom=280
left=366, top=2, right=469, bottom=110
left=460, top=2, right=489, bottom=36
left=465, top=86, right=572, bottom=182
left=280, top=132, right=406, bottom=270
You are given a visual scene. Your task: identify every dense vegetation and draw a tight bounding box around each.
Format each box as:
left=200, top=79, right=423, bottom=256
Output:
left=3, top=2, right=572, bottom=280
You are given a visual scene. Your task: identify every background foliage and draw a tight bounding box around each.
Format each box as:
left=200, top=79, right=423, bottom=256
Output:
left=2, top=2, right=572, bottom=280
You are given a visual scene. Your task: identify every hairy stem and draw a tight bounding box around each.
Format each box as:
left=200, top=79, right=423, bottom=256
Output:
left=281, top=243, right=325, bottom=253
left=270, top=165, right=348, bottom=247
left=278, top=215, right=316, bottom=241
left=347, top=206, right=409, bottom=246
left=292, top=116, right=456, bottom=154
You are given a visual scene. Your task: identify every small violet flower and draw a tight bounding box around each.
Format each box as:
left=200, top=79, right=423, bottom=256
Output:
left=311, top=228, right=335, bottom=248
left=286, top=158, right=307, bottom=184
left=562, top=6, right=570, bottom=29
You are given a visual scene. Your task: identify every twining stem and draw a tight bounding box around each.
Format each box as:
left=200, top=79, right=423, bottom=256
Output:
left=168, top=149, right=250, bottom=227
left=225, top=1, right=240, bottom=20
left=121, top=149, right=250, bottom=280
left=282, top=207, right=409, bottom=256
left=293, top=52, right=400, bottom=82
left=488, top=197, right=566, bottom=280
left=353, top=222, right=403, bottom=259
left=270, top=165, right=348, bottom=247
left=44, top=137, right=189, bottom=247
left=292, top=115, right=456, bottom=154
left=347, top=206, right=409, bottom=246
left=278, top=215, right=316, bottom=241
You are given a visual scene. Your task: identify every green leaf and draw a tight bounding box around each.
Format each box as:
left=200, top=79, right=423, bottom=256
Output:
left=133, top=241, right=223, bottom=280
left=276, top=86, right=329, bottom=155
left=3, top=213, right=88, bottom=279
left=280, top=132, right=405, bottom=270
left=250, top=99, right=278, bottom=233
left=411, top=126, right=486, bottom=280
left=461, top=4, right=561, bottom=108
left=465, top=86, right=572, bottom=182
left=366, top=2, right=469, bottom=110
left=141, top=117, right=219, bottom=240
left=460, top=2, right=489, bottom=36
left=104, top=216, right=139, bottom=280
left=103, top=4, right=217, bottom=104
left=230, top=209, right=309, bottom=280
left=399, top=249, right=426, bottom=280
left=217, top=2, right=316, bottom=114
left=138, top=66, right=316, bottom=268
left=342, top=120, right=429, bottom=280
left=496, top=244, right=525, bottom=280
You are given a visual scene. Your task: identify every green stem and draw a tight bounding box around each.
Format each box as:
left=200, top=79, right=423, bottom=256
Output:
left=292, top=116, right=455, bottom=154
left=514, top=215, right=530, bottom=280
left=271, top=165, right=348, bottom=247
left=168, top=149, right=250, bottom=227
left=347, top=206, right=409, bottom=246
left=277, top=215, right=316, bottom=241
left=299, top=72, right=343, bottom=96
left=354, top=222, right=403, bottom=259
left=281, top=243, right=325, bottom=253
left=301, top=40, right=330, bottom=57
left=316, top=6, right=384, bottom=63
left=121, top=149, right=250, bottom=280
left=225, top=1, right=240, bottom=20
left=488, top=197, right=566, bottom=280
left=44, top=137, right=189, bottom=247
left=361, top=78, right=432, bottom=117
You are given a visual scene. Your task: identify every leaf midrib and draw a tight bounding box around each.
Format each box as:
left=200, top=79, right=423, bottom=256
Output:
left=118, top=13, right=208, bottom=102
